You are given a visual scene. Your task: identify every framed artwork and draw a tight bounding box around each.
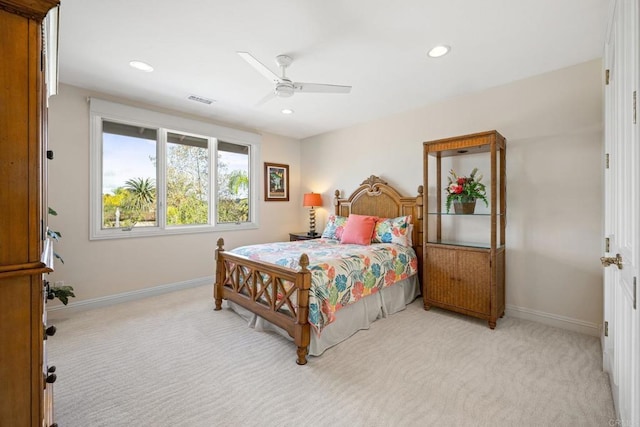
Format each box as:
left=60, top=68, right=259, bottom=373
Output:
left=264, top=162, right=289, bottom=201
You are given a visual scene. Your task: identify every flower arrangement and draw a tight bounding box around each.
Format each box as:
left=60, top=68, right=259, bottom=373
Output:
left=445, top=168, right=488, bottom=213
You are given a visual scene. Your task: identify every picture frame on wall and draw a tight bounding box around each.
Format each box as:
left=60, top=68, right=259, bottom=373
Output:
left=264, top=162, right=289, bottom=201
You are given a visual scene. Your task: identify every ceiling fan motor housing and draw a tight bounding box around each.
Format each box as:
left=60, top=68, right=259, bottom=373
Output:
left=275, top=80, right=295, bottom=97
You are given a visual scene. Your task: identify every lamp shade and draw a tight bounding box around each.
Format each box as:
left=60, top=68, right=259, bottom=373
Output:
left=303, top=192, right=322, bottom=207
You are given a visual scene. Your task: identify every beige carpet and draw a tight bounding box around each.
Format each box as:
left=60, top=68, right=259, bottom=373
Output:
left=48, top=285, right=615, bottom=426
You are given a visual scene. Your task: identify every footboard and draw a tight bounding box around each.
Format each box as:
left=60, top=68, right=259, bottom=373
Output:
left=213, top=238, right=312, bottom=365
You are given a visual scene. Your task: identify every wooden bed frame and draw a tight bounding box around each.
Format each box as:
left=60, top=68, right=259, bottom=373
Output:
left=213, top=175, right=423, bottom=365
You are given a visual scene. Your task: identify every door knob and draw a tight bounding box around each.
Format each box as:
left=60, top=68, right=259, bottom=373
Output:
left=600, top=253, right=623, bottom=269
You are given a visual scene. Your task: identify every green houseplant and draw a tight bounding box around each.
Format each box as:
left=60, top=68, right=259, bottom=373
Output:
left=46, top=207, right=75, bottom=305
left=445, top=168, right=488, bottom=213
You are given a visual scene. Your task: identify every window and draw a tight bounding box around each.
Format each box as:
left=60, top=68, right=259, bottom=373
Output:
left=165, top=132, right=209, bottom=226
left=101, top=121, right=158, bottom=229
left=216, top=141, right=250, bottom=224
left=90, top=99, right=260, bottom=239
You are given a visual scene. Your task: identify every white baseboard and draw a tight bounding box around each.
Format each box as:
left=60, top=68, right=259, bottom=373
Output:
left=46, top=276, right=213, bottom=316
left=506, top=304, right=601, bottom=337
left=48, top=282, right=602, bottom=338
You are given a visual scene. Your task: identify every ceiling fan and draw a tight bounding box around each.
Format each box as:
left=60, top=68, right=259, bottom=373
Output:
left=237, top=51, right=352, bottom=105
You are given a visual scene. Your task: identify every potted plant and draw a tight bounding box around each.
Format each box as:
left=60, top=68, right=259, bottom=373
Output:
left=47, top=207, right=75, bottom=305
left=445, top=168, right=488, bottom=214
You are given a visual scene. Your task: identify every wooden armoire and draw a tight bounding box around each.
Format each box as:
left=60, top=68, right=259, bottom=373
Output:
left=0, top=0, right=60, bottom=426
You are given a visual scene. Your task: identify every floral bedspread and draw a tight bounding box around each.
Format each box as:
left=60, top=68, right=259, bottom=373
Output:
left=231, top=239, right=418, bottom=335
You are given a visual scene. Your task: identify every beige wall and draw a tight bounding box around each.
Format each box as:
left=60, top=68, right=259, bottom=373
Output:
left=49, top=59, right=604, bottom=333
left=47, top=84, right=303, bottom=304
left=301, top=59, right=604, bottom=332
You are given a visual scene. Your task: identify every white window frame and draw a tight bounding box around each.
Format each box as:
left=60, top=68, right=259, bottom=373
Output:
left=89, top=98, right=260, bottom=240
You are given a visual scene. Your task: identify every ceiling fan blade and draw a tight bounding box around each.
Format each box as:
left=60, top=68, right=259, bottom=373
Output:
left=294, top=82, right=352, bottom=94
left=255, top=91, right=277, bottom=107
left=237, top=52, right=281, bottom=84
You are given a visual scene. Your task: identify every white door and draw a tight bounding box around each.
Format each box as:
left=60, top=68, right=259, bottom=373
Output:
left=602, top=0, right=639, bottom=424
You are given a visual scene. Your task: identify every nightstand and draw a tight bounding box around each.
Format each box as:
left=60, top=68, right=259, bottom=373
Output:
left=289, top=232, right=321, bottom=241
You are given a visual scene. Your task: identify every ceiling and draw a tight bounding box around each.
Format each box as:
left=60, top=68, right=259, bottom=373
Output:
left=57, top=0, right=611, bottom=140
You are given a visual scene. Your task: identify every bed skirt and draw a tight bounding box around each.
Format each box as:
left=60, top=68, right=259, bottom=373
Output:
left=225, top=275, right=420, bottom=357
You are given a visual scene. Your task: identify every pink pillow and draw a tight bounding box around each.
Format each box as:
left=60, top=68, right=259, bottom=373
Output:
left=340, top=214, right=378, bottom=245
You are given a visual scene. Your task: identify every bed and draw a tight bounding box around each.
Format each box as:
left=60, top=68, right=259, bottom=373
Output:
left=213, top=175, right=424, bottom=364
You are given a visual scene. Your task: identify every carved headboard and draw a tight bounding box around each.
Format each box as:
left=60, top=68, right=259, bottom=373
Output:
left=334, top=175, right=423, bottom=278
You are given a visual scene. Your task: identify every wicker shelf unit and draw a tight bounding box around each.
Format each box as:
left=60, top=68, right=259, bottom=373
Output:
left=423, top=130, right=506, bottom=328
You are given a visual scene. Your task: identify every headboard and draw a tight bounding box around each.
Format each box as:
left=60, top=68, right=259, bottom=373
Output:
left=334, top=175, right=423, bottom=278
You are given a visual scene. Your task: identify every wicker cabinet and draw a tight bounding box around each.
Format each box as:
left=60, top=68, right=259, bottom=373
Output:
left=0, top=1, right=60, bottom=425
left=423, top=130, right=506, bottom=328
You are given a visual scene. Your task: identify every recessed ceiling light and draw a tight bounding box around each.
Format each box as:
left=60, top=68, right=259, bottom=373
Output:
left=129, top=60, right=154, bottom=72
left=281, top=108, right=294, bottom=115
left=427, top=45, right=450, bottom=58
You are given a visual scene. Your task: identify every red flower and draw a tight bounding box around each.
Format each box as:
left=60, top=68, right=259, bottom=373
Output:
left=352, top=282, right=364, bottom=299
left=321, top=299, right=331, bottom=314
left=452, top=185, right=463, bottom=194
left=457, top=177, right=466, bottom=185
left=385, top=270, right=396, bottom=285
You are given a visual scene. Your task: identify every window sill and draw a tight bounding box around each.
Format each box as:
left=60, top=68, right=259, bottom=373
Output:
left=89, top=222, right=259, bottom=241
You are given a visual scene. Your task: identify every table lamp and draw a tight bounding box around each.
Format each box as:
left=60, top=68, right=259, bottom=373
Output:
left=303, top=192, right=323, bottom=236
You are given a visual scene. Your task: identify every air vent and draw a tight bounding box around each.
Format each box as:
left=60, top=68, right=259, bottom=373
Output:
left=188, top=95, right=215, bottom=105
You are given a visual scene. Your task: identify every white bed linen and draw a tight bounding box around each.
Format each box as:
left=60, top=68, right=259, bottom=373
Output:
left=225, top=275, right=420, bottom=357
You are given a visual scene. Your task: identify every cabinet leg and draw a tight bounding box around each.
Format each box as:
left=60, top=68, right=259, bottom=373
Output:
left=423, top=302, right=431, bottom=311
left=488, top=320, right=496, bottom=329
